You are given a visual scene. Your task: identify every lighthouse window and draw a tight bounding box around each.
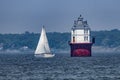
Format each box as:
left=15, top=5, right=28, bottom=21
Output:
left=84, top=30, right=88, bottom=34
left=73, top=37, right=75, bottom=42
left=84, top=36, right=88, bottom=41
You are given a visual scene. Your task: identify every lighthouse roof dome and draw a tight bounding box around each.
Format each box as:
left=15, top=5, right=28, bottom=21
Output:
left=72, top=15, right=90, bottom=30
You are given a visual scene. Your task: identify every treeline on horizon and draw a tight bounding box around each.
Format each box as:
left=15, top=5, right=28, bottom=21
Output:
left=0, top=29, right=120, bottom=50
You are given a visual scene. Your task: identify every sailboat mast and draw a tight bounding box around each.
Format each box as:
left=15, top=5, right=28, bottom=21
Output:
left=43, top=26, right=51, bottom=53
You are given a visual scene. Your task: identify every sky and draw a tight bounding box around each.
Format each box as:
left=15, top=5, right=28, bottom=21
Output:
left=0, top=0, right=120, bottom=33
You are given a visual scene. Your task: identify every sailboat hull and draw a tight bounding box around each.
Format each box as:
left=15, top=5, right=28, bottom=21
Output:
left=35, top=53, right=55, bottom=58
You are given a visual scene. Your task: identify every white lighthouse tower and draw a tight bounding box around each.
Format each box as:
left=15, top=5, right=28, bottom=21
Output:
left=71, top=15, right=91, bottom=43
left=69, top=15, right=94, bottom=57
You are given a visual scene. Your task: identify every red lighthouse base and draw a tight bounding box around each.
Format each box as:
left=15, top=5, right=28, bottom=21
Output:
left=69, top=43, right=93, bottom=57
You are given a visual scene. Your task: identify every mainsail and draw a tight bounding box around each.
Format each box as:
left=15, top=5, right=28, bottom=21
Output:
left=35, top=26, right=51, bottom=54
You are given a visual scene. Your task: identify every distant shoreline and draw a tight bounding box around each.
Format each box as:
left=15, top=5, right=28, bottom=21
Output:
left=0, top=46, right=120, bottom=54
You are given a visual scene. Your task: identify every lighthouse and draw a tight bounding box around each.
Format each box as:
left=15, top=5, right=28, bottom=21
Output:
left=69, top=15, right=94, bottom=57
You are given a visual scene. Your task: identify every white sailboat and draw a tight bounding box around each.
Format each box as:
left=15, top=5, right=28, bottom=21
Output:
left=35, top=26, right=55, bottom=58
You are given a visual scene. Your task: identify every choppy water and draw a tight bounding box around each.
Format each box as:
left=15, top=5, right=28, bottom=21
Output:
left=0, top=53, right=120, bottom=80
